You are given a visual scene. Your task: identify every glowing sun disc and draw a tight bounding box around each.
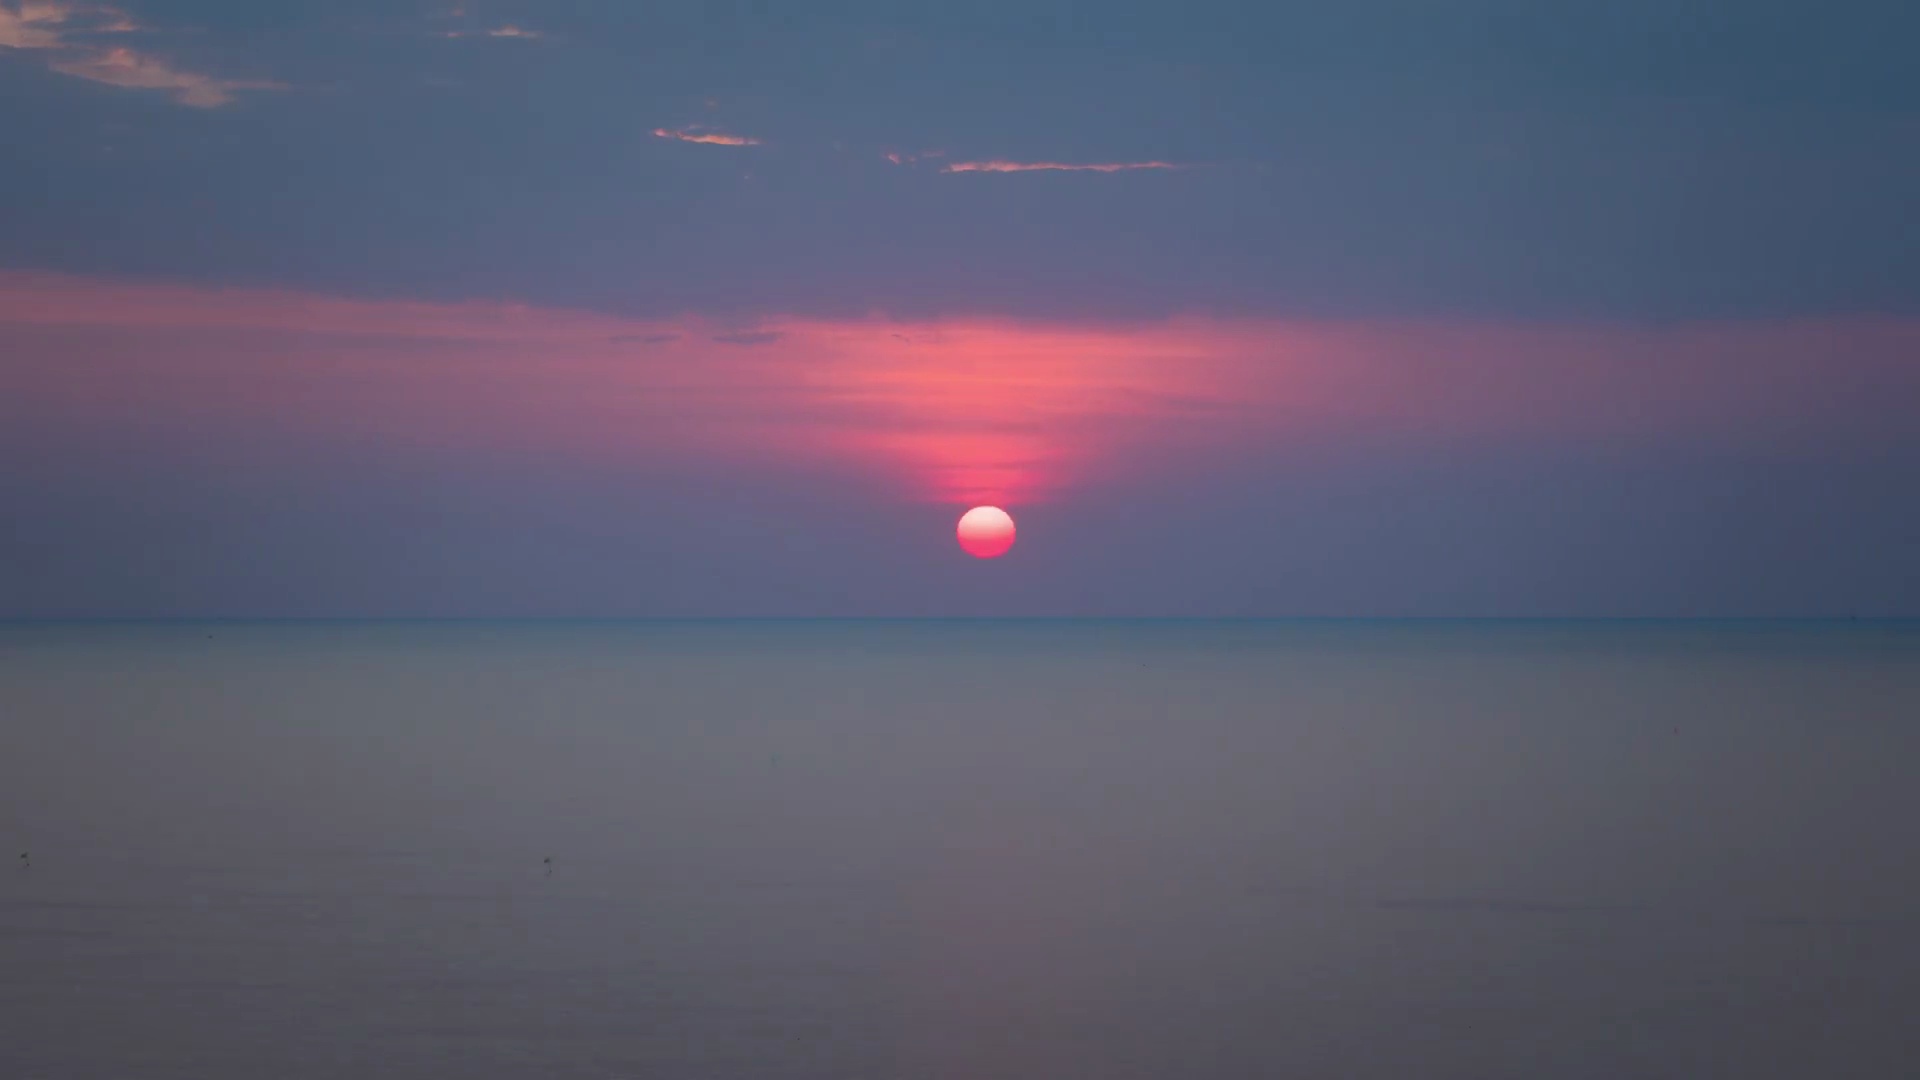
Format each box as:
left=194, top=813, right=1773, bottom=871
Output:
left=957, top=505, right=1016, bottom=558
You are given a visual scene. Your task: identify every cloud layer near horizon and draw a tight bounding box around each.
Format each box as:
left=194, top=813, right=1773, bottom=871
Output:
left=5, top=272, right=1916, bottom=507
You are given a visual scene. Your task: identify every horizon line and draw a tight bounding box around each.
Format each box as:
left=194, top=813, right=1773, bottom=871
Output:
left=2, top=616, right=1914, bottom=625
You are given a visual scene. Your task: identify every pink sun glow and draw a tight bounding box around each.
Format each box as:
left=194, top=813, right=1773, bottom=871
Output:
left=956, top=506, right=1016, bottom=558
left=3, top=273, right=1917, bottom=518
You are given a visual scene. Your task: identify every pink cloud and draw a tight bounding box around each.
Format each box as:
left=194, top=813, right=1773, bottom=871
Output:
left=3, top=271, right=1915, bottom=507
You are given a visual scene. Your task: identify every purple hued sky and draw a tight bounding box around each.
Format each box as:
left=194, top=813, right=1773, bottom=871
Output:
left=2, top=0, right=1916, bottom=617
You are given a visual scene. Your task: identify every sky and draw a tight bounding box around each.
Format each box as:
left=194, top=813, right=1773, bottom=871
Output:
left=2, top=0, right=1916, bottom=617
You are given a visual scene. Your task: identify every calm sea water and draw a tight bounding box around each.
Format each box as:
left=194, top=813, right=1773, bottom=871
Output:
left=2, top=620, right=1917, bottom=1079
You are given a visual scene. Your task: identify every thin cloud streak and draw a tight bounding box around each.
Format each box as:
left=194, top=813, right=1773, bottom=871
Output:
left=941, top=160, right=1186, bottom=174
left=49, top=47, right=284, bottom=107
left=653, top=127, right=761, bottom=147
left=440, top=24, right=542, bottom=39
left=712, top=330, right=785, bottom=345
left=0, top=1, right=282, bottom=107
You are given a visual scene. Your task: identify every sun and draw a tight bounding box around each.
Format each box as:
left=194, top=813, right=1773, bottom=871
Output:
left=956, top=505, right=1016, bottom=558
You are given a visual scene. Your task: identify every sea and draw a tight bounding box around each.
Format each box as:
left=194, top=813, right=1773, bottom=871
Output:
left=2, top=620, right=1917, bottom=1079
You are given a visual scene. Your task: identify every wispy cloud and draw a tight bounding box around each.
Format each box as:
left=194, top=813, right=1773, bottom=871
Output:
left=0, top=1, right=282, bottom=107
left=711, top=330, right=783, bottom=345
left=653, top=126, right=761, bottom=147
left=883, top=149, right=945, bottom=166
left=440, top=24, right=542, bottom=39
left=941, top=160, right=1186, bottom=174
left=50, top=47, right=284, bottom=107
left=0, top=1, right=68, bottom=48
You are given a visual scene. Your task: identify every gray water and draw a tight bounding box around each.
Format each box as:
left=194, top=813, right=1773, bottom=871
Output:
left=2, top=620, right=1918, bottom=1079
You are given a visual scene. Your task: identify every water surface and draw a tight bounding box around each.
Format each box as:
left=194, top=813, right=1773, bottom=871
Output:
left=3, top=620, right=1917, bottom=1078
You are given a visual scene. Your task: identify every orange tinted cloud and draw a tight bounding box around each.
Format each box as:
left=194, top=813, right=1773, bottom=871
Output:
left=1, top=1, right=281, bottom=107
left=49, top=46, right=284, bottom=106
left=653, top=127, right=761, bottom=147
left=0, top=1, right=68, bottom=48
left=941, top=160, right=1184, bottom=174
left=4, top=272, right=1916, bottom=507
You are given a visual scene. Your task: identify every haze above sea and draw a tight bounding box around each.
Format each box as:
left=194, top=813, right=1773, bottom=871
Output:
left=3, top=620, right=1917, bottom=1079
